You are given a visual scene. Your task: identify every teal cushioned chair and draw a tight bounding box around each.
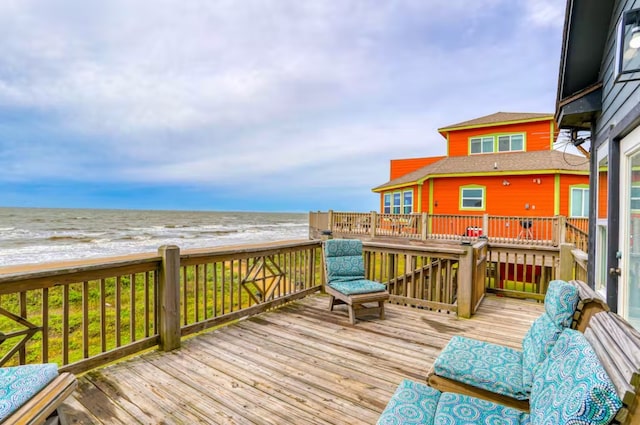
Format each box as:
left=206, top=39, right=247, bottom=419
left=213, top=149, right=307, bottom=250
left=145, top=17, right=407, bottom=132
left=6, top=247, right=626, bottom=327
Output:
left=379, top=329, right=622, bottom=425
left=323, top=239, right=389, bottom=324
left=428, top=280, right=579, bottom=410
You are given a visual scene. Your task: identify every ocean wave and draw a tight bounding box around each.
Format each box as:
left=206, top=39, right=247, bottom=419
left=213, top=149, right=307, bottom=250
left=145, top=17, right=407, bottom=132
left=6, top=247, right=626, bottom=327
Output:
left=47, top=235, right=95, bottom=243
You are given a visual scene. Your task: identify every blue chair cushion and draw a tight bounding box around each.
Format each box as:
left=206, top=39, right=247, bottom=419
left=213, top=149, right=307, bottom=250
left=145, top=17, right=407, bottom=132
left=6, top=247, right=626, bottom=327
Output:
left=324, top=239, right=364, bottom=257
left=434, top=392, right=529, bottom=425
left=529, top=329, right=622, bottom=425
left=0, top=364, right=59, bottom=421
left=543, top=280, right=579, bottom=328
left=328, top=279, right=386, bottom=295
left=433, top=336, right=528, bottom=400
left=521, top=314, right=563, bottom=389
left=324, top=239, right=367, bottom=282
left=377, top=379, right=440, bottom=425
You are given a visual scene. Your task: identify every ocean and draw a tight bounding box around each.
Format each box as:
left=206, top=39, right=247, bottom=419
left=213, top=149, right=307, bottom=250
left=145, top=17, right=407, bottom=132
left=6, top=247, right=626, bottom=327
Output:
left=0, top=207, right=309, bottom=267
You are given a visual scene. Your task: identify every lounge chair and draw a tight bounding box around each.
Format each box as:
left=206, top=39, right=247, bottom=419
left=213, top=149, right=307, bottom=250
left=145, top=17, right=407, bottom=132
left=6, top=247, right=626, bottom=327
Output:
left=427, top=279, right=579, bottom=410
left=0, top=363, right=77, bottom=425
left=378, top=328, right=622, bottom=424
left=323, top=239, right=389, bottom=325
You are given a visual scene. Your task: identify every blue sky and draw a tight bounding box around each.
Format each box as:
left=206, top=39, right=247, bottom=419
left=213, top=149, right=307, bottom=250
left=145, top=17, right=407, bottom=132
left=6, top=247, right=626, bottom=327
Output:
left=0, top=0, right=565, bottom=213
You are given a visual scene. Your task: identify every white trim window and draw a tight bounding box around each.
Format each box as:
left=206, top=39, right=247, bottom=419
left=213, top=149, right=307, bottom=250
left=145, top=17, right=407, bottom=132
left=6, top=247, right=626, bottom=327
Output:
left=392, top=192, right=401, bottom=214
left=470, top=137, right=494, bottom=154
left=461, top=187, right=485, bottom=209
left=570, top=187, right=589, bottom=218
left=498, top=134, right=524, bottom=152
left=383, top=193, right=391, bottom=214
left=403, top=190, right=413, bottom=214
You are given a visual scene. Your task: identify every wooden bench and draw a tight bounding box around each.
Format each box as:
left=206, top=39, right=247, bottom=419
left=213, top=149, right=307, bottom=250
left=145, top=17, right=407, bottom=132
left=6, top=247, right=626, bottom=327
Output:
left=568, top=279, right=610, bottom=332
left=583, top=311, right=640, bottom=425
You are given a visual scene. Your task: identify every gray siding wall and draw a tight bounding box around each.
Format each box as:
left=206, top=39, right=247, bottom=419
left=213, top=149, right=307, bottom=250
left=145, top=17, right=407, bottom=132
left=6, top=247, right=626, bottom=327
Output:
left=596, top=0, right=640, bottom=145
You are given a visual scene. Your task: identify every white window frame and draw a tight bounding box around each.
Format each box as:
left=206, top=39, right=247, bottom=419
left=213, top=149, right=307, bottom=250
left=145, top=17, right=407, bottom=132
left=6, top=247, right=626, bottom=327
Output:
left=392, top=192, right=401, bottom=214
left=470, top=136, right=494, bottom=154
left=383, top=193, right=391, bottom=214
left=402, top=190, right=413, bottom=214
left=460, top=186, right=485, bottom=210
left=498, top=134, right=524, bottom=152
left=569, top=186, right=589, bottom=218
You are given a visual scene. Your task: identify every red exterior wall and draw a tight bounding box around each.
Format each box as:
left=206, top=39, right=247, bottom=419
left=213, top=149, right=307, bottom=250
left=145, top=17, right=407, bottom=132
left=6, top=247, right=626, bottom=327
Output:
left=559, top=175, right=590, bottom=217
left=390, top=156, right=444, bottom=180
left=445, top=120, right=554, bottom=157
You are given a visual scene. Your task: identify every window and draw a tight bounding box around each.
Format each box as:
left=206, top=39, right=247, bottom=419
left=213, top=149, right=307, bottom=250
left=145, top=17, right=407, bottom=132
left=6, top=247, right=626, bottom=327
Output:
left=403, top=190, right=413, bottom=214
left=383, top=193, right=391, bottom=214
left=392, top=192, right=401, bottom=214
left=470, top=133, right=525, bottom=154
left=570, top=186, right=589, bottom=217
left=498, top=134, right=524, bottom=152
left=460, top=186, right=485, bottom=210
left=632, top=184, right=640, bottom=211
left=470, top=137, right=494, bottom=154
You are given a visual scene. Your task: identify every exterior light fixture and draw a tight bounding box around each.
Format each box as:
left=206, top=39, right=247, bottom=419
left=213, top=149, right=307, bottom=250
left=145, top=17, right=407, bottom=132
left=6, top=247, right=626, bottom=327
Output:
left=615, top=8, right=640, bottom=82
left=502, top=180, right=510, bottom=186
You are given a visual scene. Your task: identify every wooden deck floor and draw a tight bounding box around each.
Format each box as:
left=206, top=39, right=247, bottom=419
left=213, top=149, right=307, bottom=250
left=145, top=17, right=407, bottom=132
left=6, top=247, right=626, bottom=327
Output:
left=60, top=294, right=544, bottom=425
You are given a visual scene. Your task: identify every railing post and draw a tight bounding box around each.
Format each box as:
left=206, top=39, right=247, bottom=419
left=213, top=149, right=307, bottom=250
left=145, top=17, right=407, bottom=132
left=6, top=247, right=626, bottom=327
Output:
left=457, top=244, right=474, bottom=319
left=558, top=243, right=575, bottom=282
left=483, top=214, right=489, bottom=237
left=421, top=213, right=428, bottom=241
left=328, top=210, right=334, bottom=233
left=158, top=245, right=181, bottom=351
left=370, top=211, right=377, bottom=237
left=553, top=215, right=567, bottom=246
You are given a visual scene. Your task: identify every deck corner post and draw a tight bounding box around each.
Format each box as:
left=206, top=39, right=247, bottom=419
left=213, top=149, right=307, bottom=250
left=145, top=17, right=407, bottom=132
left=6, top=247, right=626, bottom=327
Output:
left=158, top=245, right=181, bottom=351
left=483, top=214, right=489, bottom=236
left=457, top=244, right=474, bottom=319
left=558, top=243, right=575, bottom=282
left=328, top=210, right=334, bottom=233
left=421, top=213, right=428, bottom=240
left=370, top=211, right=377, bottom=237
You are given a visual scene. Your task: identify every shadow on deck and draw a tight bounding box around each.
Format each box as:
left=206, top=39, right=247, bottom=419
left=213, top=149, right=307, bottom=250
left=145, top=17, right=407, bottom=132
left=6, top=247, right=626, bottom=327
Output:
left=60, top=294, right=544, bottom=424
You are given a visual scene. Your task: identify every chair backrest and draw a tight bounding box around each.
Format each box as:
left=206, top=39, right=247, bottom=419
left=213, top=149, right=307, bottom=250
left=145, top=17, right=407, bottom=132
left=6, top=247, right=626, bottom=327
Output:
left=323, top=239, right=366, bottom=283
left=529, top=328, right=622, bottom=424
left=521, top=280, right=579, bottom=388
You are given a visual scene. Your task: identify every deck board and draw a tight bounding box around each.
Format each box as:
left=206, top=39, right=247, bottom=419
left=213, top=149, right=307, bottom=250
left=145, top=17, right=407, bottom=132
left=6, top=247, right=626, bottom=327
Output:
left=61, top=294, right=544, bottom=424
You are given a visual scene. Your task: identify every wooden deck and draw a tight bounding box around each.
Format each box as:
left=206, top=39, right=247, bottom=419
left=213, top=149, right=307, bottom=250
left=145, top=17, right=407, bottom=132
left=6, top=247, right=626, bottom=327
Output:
left=59, top=294, right=543, bottom=425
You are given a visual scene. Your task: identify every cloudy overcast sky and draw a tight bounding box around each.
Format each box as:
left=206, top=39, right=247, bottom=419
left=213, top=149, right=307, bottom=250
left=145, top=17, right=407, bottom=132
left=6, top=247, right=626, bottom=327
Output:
left=0, top=0, right=565, bottom=212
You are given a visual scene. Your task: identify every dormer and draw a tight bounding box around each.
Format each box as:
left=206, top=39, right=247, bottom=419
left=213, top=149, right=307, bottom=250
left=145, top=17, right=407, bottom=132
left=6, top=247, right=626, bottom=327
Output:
left=437, top=112, right=555, bottom=157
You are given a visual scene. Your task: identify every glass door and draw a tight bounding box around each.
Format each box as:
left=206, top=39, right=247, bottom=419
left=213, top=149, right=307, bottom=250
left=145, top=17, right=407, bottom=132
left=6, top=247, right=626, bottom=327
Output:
left=621, top=128, right=640, bottom=330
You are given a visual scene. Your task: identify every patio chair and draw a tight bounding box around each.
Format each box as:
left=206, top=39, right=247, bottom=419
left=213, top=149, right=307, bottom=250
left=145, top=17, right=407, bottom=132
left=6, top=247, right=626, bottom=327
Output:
left=0, top=363, right=77, bottom=424
left=427, top=279, right=579, bottom=411
left=378, top=329, right=622, bottom=424
left=323, top=239, right=389, bottom=325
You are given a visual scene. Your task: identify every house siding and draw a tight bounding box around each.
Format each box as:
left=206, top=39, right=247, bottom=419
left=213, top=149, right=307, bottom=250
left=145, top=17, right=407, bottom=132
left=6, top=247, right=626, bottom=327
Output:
left=390, top=157, right=444, bottom=180
left=595, top=0, right=640, bottom=144
left=446, top=120, right=554, bottom=157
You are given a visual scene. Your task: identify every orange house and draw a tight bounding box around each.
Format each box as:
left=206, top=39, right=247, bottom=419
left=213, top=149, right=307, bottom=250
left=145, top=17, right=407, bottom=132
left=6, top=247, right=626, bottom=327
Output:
left=372, top=112, right=590, bottom=218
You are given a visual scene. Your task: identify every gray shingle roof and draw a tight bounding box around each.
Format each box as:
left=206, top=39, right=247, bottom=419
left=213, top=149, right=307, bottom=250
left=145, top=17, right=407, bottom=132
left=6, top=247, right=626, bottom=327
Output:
left=439, top=112, right=553, bottom=132
left=372, top=150, right=589, bottom=191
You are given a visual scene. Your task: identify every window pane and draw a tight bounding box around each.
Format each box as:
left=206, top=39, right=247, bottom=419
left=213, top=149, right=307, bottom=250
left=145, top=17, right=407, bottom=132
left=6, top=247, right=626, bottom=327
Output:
left=470, top=139, right=481, bottom=154
left=464, top=189, right=482, bottom=198
left=403, top=191, right=412, bottom=205
left=482, top=138, right=493, bottom=153
left=384, top=194, right=391, bottom=206
left=571, top=189, right=583, bottom=217
left=498, top=136, right=510, bottom=151
left=393, top=192, right=401, bottom=214
left=511, top=135, right=523, bottom=151
left=581, top=190, right=589, bottom=216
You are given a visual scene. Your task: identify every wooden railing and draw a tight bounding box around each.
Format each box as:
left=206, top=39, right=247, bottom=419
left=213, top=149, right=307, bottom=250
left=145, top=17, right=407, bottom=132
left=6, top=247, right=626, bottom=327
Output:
left=0, top=241, right=323, bottom=374
left=310, top=211, right=589, bottom=249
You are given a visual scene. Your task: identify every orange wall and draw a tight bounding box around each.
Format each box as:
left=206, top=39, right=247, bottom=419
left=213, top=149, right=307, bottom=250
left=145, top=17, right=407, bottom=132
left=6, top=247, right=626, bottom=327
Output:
left=598, top=171, right=608, bottom=220
left=431, top=175, right=558, bottom=216
left=558, top=175, right=590, bottom=217
left=390, top=156, right=445, bottom=179
left=445, top=120, right=554, bottom=157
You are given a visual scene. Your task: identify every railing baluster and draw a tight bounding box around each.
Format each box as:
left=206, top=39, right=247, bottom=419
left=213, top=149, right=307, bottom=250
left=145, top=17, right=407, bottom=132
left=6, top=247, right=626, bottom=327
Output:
left=83, top=281, right=89, bottom=359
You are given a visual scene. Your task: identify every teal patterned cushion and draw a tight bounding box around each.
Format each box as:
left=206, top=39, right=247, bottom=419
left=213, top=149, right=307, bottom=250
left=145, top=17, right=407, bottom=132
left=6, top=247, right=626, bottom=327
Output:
left=328, top=279, right=386, bottom=295
left=377, top=379, right=440, bottom=425
left=434, top=392, right=528, bottom=424
left=521, top=314, right=563, bottom=389
left=543, top=280, right=579, bottom=327
left=433, top=336, right=528, bottom=400
left=0, top=364, right=59, bottom=421
left=530, top=329, right=622, bottom=425
left=324, top=239, right=366, bottom=282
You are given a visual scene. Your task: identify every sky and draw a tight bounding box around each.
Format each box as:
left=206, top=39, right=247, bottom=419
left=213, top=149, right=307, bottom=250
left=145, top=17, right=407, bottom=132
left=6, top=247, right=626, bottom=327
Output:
left=0, top=0, right=566, bottom=213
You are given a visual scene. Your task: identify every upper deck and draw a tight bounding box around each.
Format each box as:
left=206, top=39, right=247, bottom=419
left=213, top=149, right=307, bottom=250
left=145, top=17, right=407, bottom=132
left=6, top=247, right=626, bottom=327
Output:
left=60, top=294, right=543, bottom=424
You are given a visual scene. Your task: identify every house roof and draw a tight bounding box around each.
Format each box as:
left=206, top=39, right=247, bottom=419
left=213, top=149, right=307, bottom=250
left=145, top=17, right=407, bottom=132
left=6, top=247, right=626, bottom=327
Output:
left=438, top=112, right=553, bottom=133
left=372, top=150, right=589, bottom=192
